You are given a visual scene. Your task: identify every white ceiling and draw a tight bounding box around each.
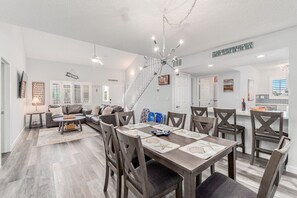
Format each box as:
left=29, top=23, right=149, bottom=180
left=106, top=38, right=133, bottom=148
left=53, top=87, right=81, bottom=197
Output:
left=181, top=48, right=289, bottom=75
left=22, top=28, right=139, bottom=70
left=0, top=0, right=297, bottom=58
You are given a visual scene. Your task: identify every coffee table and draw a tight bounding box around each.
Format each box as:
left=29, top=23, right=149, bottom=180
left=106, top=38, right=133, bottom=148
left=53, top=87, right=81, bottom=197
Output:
left=53, top=116, right=85, bottom=134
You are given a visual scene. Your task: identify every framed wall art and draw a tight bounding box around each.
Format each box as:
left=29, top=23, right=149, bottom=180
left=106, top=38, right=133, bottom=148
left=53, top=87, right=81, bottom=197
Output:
left=223, top=79, right=234, bottom=92
left=32, top=82, right=45, bottom=105
left=158, top=74, right=170, bottom=85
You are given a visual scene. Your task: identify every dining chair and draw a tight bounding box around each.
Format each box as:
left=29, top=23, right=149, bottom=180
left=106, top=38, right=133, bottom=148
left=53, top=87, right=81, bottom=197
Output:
left=190, top=115, right=218, bottom=175
left=100, top=121, right=122, bottom=198
left=147, top=112, right=155, bottom=122
left=214, top=108, right=245, bottom=154
left=250, top=110, right=288, bottom=165
left=166, top=111, right=187, bottom=129
left=116, top=131, right=183, bottom=198
left=196, top=136, right=290, bottom=198
left=115, top=111, right=136, bottom=126
left=191, top=106, right=209, bottom=117
left=140, top=108, right=150, bottom=123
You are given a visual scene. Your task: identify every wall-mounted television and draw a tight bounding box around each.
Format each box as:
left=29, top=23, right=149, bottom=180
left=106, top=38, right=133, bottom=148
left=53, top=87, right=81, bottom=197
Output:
left=19, top=71, right=28, bottom=98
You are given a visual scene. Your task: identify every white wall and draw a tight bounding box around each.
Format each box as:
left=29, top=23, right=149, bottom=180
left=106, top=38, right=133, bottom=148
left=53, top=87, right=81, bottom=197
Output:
left=125, top=61, right=174, bottom=122
left=217, top=72, right=241, bottom=109
left=182, top=26, right=297, bottom=174
left=0, top=22, right=27, bottom=154
left=26, top=58, right=125, bottom=118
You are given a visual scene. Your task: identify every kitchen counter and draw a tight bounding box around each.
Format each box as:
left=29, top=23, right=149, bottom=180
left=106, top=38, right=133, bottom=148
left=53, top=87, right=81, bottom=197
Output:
left=207, top=108, right=289, bottom=119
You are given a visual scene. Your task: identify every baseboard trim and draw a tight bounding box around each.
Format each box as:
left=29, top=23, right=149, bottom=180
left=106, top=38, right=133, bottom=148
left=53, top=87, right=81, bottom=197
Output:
left=287, top=165, right=297, bottom=175
left=10, top=126, right=25, bottom=151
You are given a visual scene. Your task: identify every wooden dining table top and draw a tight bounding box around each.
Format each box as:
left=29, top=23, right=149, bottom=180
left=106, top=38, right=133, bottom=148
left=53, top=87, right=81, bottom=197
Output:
left=117, top=122, right=237, bottom=174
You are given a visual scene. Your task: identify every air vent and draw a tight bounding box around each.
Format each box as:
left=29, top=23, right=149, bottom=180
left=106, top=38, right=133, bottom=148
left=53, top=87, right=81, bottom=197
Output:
left=173, top=58, right=182, bottom=67
left=108, top=79, right=118, bottom=82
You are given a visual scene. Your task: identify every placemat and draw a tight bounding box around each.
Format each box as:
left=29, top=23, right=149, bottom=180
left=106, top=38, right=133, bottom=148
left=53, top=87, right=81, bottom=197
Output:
left=179, top=140, right=226, bottom=160
left=142, top=137, right=180, bottom=154
left=118, top=129, right=152, bottom=139
left=152, top=124, right=180, bottom=132
left=173, top=129, right=208, bottom=140
left=124, top=123, right=151, bottom=129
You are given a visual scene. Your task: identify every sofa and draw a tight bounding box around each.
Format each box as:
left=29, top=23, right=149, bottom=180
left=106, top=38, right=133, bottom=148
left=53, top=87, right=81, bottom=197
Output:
left=84, top=105, right=124, bottom=132
left=46, top=104, right=85, bottom=128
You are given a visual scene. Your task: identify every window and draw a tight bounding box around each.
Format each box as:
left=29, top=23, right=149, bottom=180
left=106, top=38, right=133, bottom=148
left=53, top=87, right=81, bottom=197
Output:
left=270, top=78, right=288, bottom=99
left=50, top=81, right=92, bottom=105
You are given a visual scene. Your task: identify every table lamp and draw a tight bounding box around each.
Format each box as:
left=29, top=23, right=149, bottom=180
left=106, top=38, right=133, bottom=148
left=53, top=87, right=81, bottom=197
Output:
left=32, top=97, right=41, bottom=112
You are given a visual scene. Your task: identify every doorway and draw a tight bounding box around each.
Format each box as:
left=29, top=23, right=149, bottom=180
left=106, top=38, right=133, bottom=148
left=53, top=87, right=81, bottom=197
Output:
left=198, top=76, right=218, bottom=107
left=174, top=72, right=191, bottom=114
left=1, top=58, right=10, bottom=167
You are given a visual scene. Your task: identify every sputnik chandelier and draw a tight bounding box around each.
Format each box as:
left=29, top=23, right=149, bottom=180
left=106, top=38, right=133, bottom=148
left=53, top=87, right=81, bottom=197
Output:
left=142, top=0, right=197, bottom=76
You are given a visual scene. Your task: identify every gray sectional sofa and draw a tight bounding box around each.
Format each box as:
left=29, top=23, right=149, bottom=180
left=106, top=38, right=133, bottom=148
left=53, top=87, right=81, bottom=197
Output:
left=46, top=104, right=85, bottom=128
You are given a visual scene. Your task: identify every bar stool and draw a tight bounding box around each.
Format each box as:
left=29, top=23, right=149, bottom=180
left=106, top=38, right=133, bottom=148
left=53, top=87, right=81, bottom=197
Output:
left=191, top=106, right=208, bottom=117
left=214, top=108, right=245, bottom=154
left=250, top=110, right=287, bottom=165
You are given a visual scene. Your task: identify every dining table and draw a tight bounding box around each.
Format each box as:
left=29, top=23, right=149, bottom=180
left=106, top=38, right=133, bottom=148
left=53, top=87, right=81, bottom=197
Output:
left=117, top=122, right=237, bottom=198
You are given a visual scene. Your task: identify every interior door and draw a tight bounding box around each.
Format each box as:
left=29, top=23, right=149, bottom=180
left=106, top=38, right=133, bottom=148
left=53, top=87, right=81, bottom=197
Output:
left=174, top=73, right=191, bottom=114
left=199, top=76, right=216, bottom=107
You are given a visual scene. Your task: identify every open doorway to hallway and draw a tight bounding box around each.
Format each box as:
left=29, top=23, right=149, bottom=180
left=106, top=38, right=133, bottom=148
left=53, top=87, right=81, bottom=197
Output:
left=1, top=58, right=10, bottom=167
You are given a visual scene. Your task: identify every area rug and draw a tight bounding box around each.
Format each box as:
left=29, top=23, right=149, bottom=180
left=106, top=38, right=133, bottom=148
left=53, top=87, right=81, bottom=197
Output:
left=36, top=125, right=99, bottom=147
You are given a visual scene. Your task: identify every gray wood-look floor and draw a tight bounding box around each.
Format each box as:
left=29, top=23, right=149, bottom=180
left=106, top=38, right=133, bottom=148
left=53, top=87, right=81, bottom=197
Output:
left=0, top=127, right=296, bottom=198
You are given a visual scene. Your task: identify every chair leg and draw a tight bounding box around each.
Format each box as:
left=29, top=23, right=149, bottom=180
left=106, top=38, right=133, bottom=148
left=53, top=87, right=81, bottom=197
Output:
left=104, top=162, right=109, bottom=192
left=123, top=176, right=128, bottom=198
left=210, top=164, right=215, bottom=174
left=176, top=182, right=183, bottom=198
left=256, top=140, right=260, bottom=157
left=116, top=172, right=121, bottom=198
left=250, top=138, right=256, bottom=165
left=242, top=130, right=245, bottom=154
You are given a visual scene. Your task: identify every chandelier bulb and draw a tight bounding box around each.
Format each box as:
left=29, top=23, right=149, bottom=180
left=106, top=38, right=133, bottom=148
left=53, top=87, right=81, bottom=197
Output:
left=175, top=68, right=179, bottom=73
left=179, top=40, right=184, bottom=45
left=152, top=36, right=156, bottom=41
left=139, top=66, right=143, bottom=71
left=154, top=47, right=159, bottom=52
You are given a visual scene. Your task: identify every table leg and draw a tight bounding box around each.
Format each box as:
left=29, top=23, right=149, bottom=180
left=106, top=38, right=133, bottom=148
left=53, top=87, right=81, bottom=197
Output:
left=39, top=114, right=43, bottom=127
left=29, top=114, right=32, bottom=129
left=228, top=146, right=236, bottom=180
left=79, top=120, right=82, bottom=131
left=184, top=172, right=196, bottom=198
left=61, top=122, right=64, bottom=135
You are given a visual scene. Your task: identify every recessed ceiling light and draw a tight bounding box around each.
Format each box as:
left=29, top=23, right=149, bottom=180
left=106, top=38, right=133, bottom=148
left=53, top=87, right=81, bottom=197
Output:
left=208, top=64, right=213, bottom=67
left=257, top=54, right=265, bottom=58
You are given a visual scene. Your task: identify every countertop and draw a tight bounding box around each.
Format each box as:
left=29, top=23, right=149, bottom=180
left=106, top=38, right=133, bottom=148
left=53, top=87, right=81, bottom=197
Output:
left=208, top=108, right=289, bottom=120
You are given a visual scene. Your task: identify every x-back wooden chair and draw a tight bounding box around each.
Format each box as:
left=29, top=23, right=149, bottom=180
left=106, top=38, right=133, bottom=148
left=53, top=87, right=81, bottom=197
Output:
left=190, top=115, right=218, bottom=175
left=100, top=121, right=122, bottom=198
left=214, top=108, right=245, bottom=154
left=115, top=111, right=136, bottom=126
left=191, top=106, right=209, bottom=117
left=250, top=110, right=287, bottom=165
left=166, top=111, right=187, bottom=129
left=116, top=131, right=183, bottom=198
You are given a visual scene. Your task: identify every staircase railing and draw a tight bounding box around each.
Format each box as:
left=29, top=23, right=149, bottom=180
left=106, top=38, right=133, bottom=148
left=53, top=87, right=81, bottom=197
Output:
left=124, top=58, right=161, bottom=110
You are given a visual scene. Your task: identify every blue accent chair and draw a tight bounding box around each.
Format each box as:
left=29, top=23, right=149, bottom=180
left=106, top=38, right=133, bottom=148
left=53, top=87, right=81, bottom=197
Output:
left=147, top=112, right=155, bottom=122
left=155, top=112, right=163, bottom=124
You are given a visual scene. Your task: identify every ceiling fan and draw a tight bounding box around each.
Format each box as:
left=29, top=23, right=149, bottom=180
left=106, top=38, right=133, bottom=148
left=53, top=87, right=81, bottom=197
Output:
left=91, top=44, right=104, bottom=65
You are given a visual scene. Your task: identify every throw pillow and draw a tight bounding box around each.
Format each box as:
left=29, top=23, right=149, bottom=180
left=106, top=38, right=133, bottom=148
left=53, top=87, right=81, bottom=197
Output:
left=91, top=105, right=100, bottom=115
left=68, top=105, right=82, bottom=114
left=49, top=107, right=64, bottom=116
left=102, top=106, right=113, bottom=115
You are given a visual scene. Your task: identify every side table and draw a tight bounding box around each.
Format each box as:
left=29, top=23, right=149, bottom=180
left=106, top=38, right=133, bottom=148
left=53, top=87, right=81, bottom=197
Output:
left=27, top=112, right=45, bottom=129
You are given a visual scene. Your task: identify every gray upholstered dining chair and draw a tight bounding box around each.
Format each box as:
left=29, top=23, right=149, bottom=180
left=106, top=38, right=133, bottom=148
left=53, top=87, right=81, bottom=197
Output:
left=116, top=130, right=183, bottom=198
left=115, top=111, right=135, bottom=126
left=166, top=111, right=187, bottom=129
left=250, top=110, right=287, bottom=165
left=214, top=108, right=245, bottom=154
left=191, top=106, right=209, bottom=117
left=100, top=121, right=122, bottom=198
left=196, top=136, right=290, bottom=198
left=190, top=115, right=218, bottom=175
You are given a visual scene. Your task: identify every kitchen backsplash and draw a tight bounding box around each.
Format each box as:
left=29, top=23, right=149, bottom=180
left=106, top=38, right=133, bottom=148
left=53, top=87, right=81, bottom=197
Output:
left=256, top=94, right=289, bottom=104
